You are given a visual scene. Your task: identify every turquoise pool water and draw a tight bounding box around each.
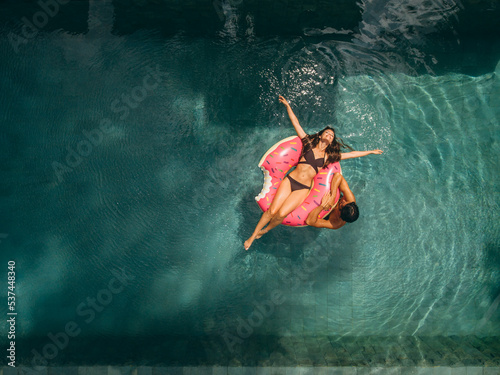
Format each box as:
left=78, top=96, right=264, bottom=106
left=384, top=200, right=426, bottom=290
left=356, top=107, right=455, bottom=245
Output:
left=0, top=0, right=499, bottom=367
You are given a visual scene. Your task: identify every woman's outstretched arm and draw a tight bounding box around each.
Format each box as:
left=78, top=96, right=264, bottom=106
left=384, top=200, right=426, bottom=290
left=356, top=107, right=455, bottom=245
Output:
left=279, top=95, right=307, bottom=139
left=340, top=149, right=383, bottom=160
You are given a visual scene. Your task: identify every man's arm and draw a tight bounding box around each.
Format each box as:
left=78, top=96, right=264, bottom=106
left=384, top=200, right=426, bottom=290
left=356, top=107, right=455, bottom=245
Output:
left=305, top=203, right=336, bottom=228
left=338, top=175, right=355, bottom=203
left=306, top=173, right=354, bottom=229
left=306, top=174, right=343, bottom=228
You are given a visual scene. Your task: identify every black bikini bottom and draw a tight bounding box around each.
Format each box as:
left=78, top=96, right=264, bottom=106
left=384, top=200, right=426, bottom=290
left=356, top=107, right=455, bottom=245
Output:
left=286, top=175, right=310, bottom=192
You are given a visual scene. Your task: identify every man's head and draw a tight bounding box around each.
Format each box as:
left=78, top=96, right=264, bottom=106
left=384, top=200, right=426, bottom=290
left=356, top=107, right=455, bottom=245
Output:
left=340, top=202, right=359, bottom=223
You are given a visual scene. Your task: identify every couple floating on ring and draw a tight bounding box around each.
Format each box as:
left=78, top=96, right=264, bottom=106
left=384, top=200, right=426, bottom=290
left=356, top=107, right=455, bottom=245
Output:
left=244, top=95, right=383, bottom=250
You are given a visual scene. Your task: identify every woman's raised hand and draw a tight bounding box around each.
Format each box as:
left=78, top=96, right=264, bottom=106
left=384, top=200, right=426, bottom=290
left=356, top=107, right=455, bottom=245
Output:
left=279, top=95, right=290, bottom=107
left=279, top=95, right=306, bottom=139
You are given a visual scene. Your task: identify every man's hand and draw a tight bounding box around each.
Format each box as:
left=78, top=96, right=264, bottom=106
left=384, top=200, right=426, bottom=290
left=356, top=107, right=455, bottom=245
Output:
left=321, top=191, right=335, bottom=210
left=306, top=191, right=336, bottom=229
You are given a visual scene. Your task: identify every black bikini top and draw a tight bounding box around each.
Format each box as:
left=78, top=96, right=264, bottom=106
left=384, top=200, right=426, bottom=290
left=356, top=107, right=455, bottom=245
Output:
left=297, top=148, right=325, bottom=173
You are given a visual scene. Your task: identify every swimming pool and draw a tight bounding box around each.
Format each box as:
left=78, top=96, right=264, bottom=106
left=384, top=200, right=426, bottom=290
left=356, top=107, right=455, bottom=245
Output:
left=0, top=0, right=499, bottom=370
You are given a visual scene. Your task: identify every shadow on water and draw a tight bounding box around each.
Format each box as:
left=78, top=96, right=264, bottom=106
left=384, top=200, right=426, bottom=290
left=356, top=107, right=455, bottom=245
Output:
left=483, top=241, right=500, bottom=314
left=237, top=188, right=356, bottom=285
left=237, top=189, right=322, bottom=256
left=2, top=0, right=500, bottom=364
left=14, top=333, right=299, bottom=366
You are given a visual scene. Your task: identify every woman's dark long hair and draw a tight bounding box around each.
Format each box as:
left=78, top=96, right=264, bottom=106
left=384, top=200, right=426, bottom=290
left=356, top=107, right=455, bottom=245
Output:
left=300, top=126, right=353, bottom=166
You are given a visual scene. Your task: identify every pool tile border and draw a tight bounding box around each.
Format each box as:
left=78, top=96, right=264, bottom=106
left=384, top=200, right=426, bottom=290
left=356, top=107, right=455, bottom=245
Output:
left=2, top=367, right=500, bottom=375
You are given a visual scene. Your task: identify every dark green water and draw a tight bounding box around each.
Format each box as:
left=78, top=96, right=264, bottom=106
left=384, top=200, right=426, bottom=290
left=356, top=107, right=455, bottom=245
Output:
left=0, top=0, right=499, bottom=366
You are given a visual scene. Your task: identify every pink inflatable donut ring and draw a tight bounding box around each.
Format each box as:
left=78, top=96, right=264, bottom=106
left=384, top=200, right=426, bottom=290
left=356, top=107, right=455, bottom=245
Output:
left=255, top=135, right=341, bottom=227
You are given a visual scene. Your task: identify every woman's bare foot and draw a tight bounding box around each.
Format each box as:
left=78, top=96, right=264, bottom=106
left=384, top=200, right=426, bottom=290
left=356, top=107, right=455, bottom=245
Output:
left=245, top=228, right=269, bottom=250
left=244, top=236, right=255, bottom=251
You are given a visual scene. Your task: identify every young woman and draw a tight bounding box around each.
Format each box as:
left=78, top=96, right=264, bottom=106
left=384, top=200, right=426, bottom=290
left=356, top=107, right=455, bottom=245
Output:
left=244, top=95, right=383, bottom=250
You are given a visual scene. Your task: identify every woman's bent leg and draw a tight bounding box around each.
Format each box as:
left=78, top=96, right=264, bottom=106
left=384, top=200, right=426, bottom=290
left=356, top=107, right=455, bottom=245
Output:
left=260, top=188, right=310, bottom=234
left=244, top=177, right=293, bottom=250
left=244, top=210, right=273, bottom=250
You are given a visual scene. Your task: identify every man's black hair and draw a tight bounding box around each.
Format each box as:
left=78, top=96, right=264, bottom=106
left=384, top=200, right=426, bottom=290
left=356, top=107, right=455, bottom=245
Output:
left=340, top=202, right=359, bottom=223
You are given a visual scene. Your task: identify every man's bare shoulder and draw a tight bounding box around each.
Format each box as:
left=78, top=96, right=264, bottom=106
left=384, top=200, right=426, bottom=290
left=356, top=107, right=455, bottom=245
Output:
left=327, top=206, right=346, bottom=229
left=328, top=215, right=346, bottom=230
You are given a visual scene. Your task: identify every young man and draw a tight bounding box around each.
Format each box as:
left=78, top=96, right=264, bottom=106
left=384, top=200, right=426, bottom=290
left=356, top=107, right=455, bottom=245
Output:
left=305, top=173, right=359, bottom=229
